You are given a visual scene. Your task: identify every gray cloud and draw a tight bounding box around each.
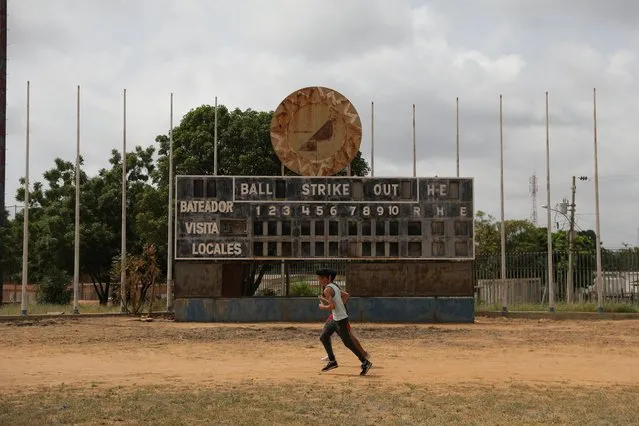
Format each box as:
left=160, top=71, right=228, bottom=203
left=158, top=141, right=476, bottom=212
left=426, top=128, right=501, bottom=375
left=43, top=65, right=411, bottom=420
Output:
left=4, top=0, right=639, bottom=248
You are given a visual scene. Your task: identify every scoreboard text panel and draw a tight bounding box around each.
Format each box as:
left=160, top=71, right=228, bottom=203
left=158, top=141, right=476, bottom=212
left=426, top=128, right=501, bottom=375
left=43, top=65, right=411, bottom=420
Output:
left=175, top=176, right=474, bottom=260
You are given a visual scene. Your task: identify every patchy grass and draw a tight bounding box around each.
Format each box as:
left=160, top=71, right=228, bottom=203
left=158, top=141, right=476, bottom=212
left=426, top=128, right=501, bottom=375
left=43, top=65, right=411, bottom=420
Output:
left=0, top=302, right=121, bottom=316
left=1, top=382, right=638, bottom=425
left=476, top=301, right=639, bottom=313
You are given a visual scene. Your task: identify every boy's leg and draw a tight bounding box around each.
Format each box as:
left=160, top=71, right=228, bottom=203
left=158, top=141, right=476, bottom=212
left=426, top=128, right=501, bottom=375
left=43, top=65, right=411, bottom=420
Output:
left=335, top=318, right=367, bottom=363
left=350, top=331, right=368, bottom=359
left=320, top=320, right=338, bottom=362
left=321, top=316, right=336, bottom=360
left=346, top=321, right=368, bottom=357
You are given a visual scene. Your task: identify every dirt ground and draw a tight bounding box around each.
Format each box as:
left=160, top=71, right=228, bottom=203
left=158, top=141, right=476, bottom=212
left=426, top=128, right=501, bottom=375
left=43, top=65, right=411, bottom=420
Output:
left=1, top=316, right=639, bottom=425
left=2, top=315, right=639, bottom=389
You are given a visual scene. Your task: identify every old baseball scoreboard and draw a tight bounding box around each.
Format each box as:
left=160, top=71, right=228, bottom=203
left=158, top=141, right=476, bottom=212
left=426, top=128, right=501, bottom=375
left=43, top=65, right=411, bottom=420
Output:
left=173, top=86, right=475, bottom=323
left=175, top=175, right=473, bottom=260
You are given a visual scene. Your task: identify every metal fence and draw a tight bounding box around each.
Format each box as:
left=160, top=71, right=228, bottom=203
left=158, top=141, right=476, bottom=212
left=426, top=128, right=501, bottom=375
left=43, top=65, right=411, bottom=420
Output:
left=253, top=250, right=639, bottom=306
left=254, top=260, right=347, bottom=296
left=473, top=250, right=639, bottom=305
left=4, top=250, right=639, bottom=306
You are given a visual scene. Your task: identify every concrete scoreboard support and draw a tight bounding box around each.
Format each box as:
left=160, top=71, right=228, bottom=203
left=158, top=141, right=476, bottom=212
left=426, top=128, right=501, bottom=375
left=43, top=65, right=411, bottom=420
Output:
left=173, top=86, right=475, bottom=323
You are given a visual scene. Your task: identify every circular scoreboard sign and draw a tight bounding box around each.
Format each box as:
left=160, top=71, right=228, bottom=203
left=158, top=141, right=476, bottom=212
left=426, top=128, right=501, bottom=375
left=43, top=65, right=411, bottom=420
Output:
left=270, top=86, right=362, bottom=176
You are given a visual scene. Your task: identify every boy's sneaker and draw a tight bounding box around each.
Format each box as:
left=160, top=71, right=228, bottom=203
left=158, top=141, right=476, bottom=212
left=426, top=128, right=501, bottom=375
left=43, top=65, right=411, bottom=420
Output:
left=360, top=360, right=373, bottom=376
left=321, top=360, right=338, bottom=372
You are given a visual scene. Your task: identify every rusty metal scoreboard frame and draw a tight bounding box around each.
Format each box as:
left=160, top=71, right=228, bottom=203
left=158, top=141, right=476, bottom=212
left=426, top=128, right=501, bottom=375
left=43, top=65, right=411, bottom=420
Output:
left=174, top=175, right=474, bottom=261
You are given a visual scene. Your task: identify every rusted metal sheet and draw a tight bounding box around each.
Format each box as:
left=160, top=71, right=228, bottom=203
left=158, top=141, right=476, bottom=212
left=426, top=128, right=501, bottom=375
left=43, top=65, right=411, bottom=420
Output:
left=346, top=261, right=473, bottom=297
left=174, top=262, right=223, bottom=298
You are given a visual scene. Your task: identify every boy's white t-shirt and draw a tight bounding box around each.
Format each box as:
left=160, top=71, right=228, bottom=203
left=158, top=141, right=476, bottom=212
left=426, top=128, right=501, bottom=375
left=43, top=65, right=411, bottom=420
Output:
left=327, top=283, right=348, bottom=321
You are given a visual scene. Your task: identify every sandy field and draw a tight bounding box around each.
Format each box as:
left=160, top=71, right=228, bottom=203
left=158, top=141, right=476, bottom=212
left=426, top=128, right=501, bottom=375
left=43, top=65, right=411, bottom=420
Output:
left=1, top=316, right=639, bottom=425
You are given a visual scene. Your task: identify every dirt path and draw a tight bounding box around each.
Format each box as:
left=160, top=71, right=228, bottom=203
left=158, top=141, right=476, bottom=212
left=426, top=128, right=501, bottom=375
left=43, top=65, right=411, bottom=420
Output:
left=1, top=317, right=638, bottom=393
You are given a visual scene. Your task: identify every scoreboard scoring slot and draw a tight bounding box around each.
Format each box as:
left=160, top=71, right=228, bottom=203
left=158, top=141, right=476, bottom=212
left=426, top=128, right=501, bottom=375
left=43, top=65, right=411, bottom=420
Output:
left=175, top=175, right=474, bottom=261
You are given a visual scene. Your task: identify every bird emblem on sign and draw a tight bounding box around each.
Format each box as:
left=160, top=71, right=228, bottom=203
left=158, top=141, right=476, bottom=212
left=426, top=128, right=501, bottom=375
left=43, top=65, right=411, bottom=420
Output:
left=299, top=119, right=334, bottom=152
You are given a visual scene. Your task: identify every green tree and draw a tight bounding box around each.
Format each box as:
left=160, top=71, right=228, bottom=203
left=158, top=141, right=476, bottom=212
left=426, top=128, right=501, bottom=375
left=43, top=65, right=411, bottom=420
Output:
left=0, top=212, right=21, bottom=285
left=14, top=147, right=158, bottom=305
left=474, top=211, right=548, bottom=255
left=37, top=268, right=72, bottom=305
left=15, top=158, right=88, bottom=284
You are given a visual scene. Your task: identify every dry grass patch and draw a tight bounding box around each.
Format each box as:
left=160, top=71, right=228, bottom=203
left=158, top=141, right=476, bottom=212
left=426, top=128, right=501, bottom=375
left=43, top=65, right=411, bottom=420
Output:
left=1, top=382, right=638, bottom=426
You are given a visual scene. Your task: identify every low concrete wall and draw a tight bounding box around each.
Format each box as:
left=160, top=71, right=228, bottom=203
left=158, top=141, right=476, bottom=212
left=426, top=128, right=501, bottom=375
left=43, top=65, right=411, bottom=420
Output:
left=174, top=297, right=474, bottom=323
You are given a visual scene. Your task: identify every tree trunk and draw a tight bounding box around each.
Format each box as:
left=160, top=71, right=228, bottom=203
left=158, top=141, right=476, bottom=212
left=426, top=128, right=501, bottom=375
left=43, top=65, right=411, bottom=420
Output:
left=90, top=273, right=111, bottom=305
left=240, top=262, right=270, bottom=296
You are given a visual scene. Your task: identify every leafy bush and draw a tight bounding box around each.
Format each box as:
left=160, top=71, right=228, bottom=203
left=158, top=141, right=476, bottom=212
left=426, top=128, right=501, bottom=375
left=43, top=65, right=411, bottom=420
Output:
left=36, top=269, right=72, bottom=305
left=289, top=282, right=318, bottom=297
left=110, top=244, right=161, bottom=314
left=256, top=288, right=278, bottom=296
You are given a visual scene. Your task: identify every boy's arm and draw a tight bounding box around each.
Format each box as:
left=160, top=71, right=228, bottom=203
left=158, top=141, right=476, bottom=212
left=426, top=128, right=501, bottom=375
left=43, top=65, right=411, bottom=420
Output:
left=341, top=290, right=350, bottom=304
left=319, top=287, right=336, bottom=310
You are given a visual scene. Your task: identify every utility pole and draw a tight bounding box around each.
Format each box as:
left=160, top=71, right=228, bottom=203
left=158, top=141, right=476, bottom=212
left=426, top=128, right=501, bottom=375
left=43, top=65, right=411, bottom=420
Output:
left=567, top=176, right=577, bottom=303
left=567, top=176, right=588, bottom=303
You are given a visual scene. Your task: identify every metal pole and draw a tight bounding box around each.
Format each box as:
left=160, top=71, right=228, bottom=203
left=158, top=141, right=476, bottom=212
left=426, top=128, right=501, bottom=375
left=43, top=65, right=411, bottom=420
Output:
left=166, top=92, right=174, bottom=312
left=73, top=85, right=80, bottom=315
left=412, top=103, right=416, bottom=177
left=546, top=91, right=554, bottom=313
left=567, top=175, right=576, bottom=303
left=214, top=96, right=218, bottom=176
left=593, top=88, right=603, bottom=313
left=499, top=94, right=507, bottom=314
left=120, top=89, right=127, bottom=312
left=456, top=97, right=460, bottom=177
left=280, top=161, right=285, bottom=292
left=0, top=0, right=7, bottom=306
left=371, top=101, right=374, bottom=177
left=20, top=81, right=29, bottom=316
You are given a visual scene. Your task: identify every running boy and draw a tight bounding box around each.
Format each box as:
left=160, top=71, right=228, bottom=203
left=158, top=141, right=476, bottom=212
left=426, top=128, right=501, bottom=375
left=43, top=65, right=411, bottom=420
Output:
left=316, top=268, right=372, bottom=376
left=318, top=271, right=369, bottom=361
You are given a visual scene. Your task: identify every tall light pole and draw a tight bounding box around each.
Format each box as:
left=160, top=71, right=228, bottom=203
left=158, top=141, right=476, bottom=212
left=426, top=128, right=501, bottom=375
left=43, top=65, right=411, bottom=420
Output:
left=545, top=92, right=554, bottom=313
left=499, top=95, right=507, bottom=313
left=73, top=85, right=81, bottom=315
left=456, top=97, right=460, bottom=177
left=370, top=101, right=374, bottom=177
left=592, top=88, right=603, bottom=313
left=21, top=81, right=30, bottom=316
left=214, top=96, right=218, bottom=176
left=412, top=103, right=416, bottom=177
left=166, top=93, right=174, bottom=312
left=120, top=89, right=127, bottom=313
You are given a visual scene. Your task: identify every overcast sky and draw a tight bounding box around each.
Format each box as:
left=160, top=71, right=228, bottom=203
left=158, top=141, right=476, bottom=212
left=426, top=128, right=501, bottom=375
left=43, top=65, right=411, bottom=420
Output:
left=6, top=0, right=639, bottom=248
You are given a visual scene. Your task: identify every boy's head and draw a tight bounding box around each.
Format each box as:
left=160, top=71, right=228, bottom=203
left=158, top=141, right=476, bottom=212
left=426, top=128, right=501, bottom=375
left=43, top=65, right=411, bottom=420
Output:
left=316, top=269, right=337, bottom=287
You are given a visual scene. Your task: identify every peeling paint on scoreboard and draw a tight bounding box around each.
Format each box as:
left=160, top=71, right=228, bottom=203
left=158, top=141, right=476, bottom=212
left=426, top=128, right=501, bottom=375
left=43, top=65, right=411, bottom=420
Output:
left=175, top=175, right=474, bottom=261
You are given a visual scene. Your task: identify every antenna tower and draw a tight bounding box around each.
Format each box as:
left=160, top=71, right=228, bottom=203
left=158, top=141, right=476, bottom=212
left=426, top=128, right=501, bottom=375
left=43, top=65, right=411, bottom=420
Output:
left=529, top=173, right=538, bottom=226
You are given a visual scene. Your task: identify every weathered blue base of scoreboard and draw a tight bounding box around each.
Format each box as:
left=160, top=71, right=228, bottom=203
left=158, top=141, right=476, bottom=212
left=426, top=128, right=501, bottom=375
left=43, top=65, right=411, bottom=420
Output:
left=174, top=297, right=474, bottom=323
